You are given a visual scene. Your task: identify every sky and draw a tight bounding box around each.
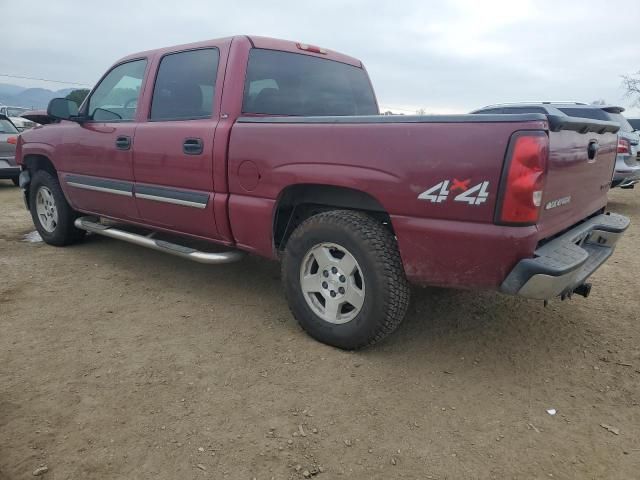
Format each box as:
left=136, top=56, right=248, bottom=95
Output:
left=4, top=0, right=640, bottom=115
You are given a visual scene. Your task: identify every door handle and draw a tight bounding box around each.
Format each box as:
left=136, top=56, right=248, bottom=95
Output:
left=115, top=135, right=131, bottom=150
left=183, top=138, right=203, bottom=155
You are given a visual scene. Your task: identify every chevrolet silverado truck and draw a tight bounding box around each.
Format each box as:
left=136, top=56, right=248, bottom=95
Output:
left=16, top=35, right=629, bottom=349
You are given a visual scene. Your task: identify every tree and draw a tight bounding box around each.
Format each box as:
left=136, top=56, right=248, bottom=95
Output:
left=65, top=89, right=90, bottom=106
left=591, top=99, right=607, bottom=105
left=622, top=71, right=640, bottom=107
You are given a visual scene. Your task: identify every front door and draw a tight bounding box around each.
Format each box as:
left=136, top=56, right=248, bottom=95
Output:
left=59, top=59, right=148, bottom=221
left=133, top=48, right=222, bottom=239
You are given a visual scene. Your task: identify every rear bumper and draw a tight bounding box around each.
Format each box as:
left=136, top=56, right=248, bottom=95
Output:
left=612, top=156, right=640, bottom=187
left=501, top=213, right=629, bottom=300
left=0, top=157, right=19, bottom=179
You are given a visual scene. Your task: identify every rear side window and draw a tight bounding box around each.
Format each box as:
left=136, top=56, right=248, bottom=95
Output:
left=242, top=49, right=378, bottom=116
left=150, top=48, right=220, bottom=121
left=502, top=107, right=548, bottom=114
left=475, top=108, right=503, bottom=114
left=606, top=113, right=634, bottom=133
left=558, top=108, right=610, bottom=121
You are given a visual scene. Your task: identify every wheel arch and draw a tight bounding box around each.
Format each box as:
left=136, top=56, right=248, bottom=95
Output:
left=20, top=153, right=58, bottom=209
left=272, top=183, right=394, bottom=251
left=23, top=153, right=57, bottom=177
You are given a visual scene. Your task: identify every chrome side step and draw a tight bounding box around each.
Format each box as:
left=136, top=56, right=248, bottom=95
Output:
left=74, top=217, right=244, bottom=265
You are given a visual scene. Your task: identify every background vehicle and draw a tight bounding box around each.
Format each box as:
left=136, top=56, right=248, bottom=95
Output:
left=16, top=36, right=628, bottom=349
left=21, top=110, right=56, bottom=125
left=472, top=103, right=640, bottom=188
left=629, top=118, right=640, bottom=131
left=0, top=114, right=19, bottom=185
left=0, top=105, right=38, bottom=131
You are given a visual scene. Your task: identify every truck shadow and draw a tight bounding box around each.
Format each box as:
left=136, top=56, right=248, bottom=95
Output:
left=76, top=234, right=594, bottom=375
left=0, top=181, right=18, bottom=190
left=606, top=199, right=636, bottom=217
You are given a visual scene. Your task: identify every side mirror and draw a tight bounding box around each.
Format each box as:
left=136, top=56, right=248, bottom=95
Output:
left=47, top=98, right=80, bottom=121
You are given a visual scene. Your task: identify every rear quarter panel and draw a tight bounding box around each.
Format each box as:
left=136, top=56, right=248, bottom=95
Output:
left=227, top=117, right=547, bottom=288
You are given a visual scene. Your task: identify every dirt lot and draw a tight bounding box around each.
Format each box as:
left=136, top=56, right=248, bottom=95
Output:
left=0, top=181, right=639, bottom=480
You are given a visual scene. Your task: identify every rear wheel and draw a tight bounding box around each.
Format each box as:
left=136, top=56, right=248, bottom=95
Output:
left=29, top=170, right=85, bottom=246
left=282, top=210, right=410, bottom=349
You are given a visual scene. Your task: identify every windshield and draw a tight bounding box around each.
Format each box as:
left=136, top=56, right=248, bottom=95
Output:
left=6, top=107, right=28, bottom=117
left=606, top=113, right=634, bottom=133
left=0, top=118, right=18, bottom=133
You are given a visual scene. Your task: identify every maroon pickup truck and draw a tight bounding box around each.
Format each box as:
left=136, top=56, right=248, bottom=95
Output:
left=16, top=35, right=629, bottom=349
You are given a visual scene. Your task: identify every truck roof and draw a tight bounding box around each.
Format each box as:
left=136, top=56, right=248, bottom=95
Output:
left=117, top=35, right=362, bottom=68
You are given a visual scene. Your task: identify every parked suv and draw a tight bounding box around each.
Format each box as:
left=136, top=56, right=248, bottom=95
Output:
left=0, top=114, right=19, bottom=185
left=0, top=106, right=37, bottom=131
left=472, top=103, right=640, bottom=189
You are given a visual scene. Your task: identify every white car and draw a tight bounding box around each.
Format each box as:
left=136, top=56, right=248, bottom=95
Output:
left=0, top=105, right=38, bottom=131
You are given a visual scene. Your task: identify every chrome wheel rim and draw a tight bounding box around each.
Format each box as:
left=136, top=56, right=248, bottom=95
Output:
left=299, top=242, right=365, bottom=324
left=35, top=186, right=58, bottom=233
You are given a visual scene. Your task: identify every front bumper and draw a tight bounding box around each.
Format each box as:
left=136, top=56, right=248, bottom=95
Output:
left=501, top=213, right=629, bottom=300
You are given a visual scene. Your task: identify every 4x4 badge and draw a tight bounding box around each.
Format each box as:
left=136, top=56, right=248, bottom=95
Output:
left=418, top=179, right=490, bottom=205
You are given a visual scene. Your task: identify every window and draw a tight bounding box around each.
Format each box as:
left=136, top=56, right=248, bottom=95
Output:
left=150, top=48, right=220, bottom=121
left=87, top=59, right=146, bottom=121
left=5, top=107, right=28, bottom=117
left=0, top=117, right=18, bottom=134
left=606, top=113, right=634, bottom=133
left=558, top=108, right=610, bottom=121
left=474, top=108, right=503, bottom=114
left=502, top=107, right=548, bottom=114
left=242, top=49, right=378, bottom=116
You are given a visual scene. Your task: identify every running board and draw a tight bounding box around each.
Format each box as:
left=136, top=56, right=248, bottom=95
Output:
left=74, top=217, right=244, bottom=265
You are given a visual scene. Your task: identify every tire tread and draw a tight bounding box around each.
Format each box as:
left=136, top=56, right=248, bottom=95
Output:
left=282, top=210, right=410, bottom=349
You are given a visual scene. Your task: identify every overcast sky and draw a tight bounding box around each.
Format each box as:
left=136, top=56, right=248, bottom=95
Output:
left=4, top=0, right=640, bottom=115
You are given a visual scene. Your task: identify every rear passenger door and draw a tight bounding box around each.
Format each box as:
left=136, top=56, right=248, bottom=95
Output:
left=133, top=48, right=222, bottom=239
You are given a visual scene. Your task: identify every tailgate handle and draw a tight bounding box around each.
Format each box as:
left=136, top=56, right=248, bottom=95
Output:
left=183, top=138, right=203, bottom=155
left=587, top=140, right=599, bottom=161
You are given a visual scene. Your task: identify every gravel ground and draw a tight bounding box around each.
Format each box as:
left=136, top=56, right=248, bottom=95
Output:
left=0, top=180, right=639, bottom=479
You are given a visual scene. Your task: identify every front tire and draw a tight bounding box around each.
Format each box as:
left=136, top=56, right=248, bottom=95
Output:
left=282, top=210, right=410, bottom=350
left=29, top=170, right=85, bottom=246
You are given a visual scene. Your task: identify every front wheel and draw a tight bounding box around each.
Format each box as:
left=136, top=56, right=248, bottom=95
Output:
left=29, top=170, right=85, bottom=246
left=282, top=210, right=410, bottom=350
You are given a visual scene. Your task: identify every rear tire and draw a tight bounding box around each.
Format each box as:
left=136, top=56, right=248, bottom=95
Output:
left=282, top=210, right=410, bottom=350
left=29, top=170, right=85, bottom=246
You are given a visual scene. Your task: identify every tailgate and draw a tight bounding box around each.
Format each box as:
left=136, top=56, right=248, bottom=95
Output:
left=536, top=116, right=619, bottom=240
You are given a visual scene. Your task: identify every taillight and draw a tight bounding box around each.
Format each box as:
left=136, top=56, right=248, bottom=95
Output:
left=496, top=131, right=549, bottom=225
left=617, top=138, right=630, bottom=154
left=7, top=136, right=17, bottom=144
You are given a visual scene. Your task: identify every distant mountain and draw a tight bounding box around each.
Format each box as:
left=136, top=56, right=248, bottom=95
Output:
left=0, top=83, right=26, bottom=97
left=0, top=83, right=77, bottom=109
